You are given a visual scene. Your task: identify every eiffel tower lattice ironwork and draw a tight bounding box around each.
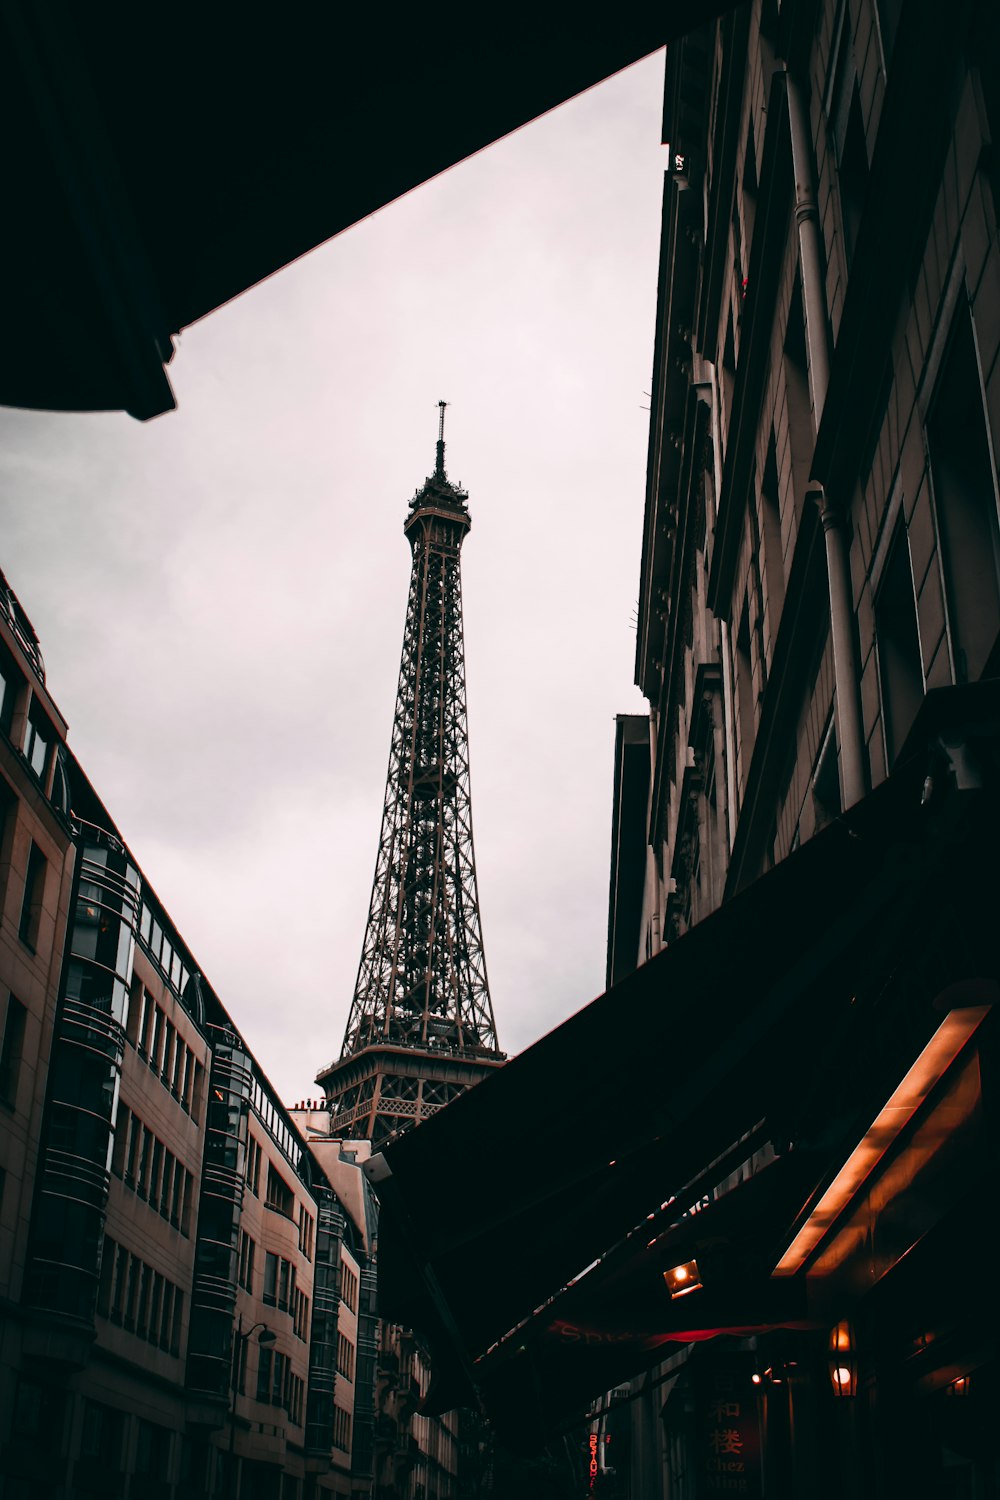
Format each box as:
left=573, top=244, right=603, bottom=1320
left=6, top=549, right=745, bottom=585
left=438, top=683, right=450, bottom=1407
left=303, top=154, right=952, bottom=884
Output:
left=317, top=404, right=504, bottom=1143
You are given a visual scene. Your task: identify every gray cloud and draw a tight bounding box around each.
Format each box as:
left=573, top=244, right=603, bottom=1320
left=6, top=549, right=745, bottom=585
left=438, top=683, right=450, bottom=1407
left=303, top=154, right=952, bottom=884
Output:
left=0, top=53, right=664, bottom=1101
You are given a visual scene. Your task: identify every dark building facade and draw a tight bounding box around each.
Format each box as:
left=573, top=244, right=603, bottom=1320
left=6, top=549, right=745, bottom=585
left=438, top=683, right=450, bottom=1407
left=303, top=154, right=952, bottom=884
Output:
left=613, top=0, right=1000, bottom=1492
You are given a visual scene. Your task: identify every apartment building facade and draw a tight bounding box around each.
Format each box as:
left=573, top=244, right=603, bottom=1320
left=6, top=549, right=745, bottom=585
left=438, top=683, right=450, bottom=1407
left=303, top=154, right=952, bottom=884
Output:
left=0, top=567, right=377, bottom=1500
left=613, top=0, right=1000, bottom=1492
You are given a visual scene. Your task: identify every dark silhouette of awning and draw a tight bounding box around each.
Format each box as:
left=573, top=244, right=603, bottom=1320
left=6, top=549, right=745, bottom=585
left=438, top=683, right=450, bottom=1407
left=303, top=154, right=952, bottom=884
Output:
left=2, top=1, right=740, bottom=418
left=368, top=684, right=1000, bottom=1449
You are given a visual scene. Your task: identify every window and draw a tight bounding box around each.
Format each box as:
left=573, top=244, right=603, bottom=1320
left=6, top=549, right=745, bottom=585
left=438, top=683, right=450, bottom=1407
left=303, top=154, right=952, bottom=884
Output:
left=103, top=1239, right=183, bottom=1354
left=0, top=648, right=21, bottom=736
left=0, top=994, right=27, bottom=1107
left=18, top=841, right=46, bottom=950
left=257, top=1345, right=274, bottom=1403
left=238, top=1230, right=256, bottom=1293
left=340, top=1263, right=358, bottom=1314
left=246, top=1135, right=262, bottom=1196
left=135, top=1420, right=171, bottom=1477
left=735, top=602, right=756, bottom=787
left=337, top=1332, right=356, bottom=1382
left=265, top=1163, right=294, bottom=1218
left=875, top=523, right=924, bottom=765
left=298, top=1205, right=314, bottom=1260
left=80, top=1401, right=124, bottom=1466
left=264, top=1251, right=278, bottom=1306
left=23, top=710, right=50, bottom=783
left=827, top=23, right=869, bottom=266
left=332, top=1405, right=352, bottom=1453
left=294, top=1288, right=310, bottom=1342
left=927, top=300, right=1000, bottom=682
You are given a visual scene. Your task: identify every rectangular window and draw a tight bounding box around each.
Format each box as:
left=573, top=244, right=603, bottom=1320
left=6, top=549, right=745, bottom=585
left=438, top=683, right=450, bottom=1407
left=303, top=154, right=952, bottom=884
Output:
left=170, top=1160, right=184, bottom=1227
left=0, top=994, right=27, bottom=1107
left=18, top=842, right=46, bottom=950
left=876, top=523, right=924, bottom=766
left=137, top=990, right=153, bottom=1056
left=927, top=299, right=1000, bottom=682
left=159, top=1151, right=174, bottom=1216
left=148, top=1005, right=162, bottom=1075
left=278, top=1258, right=291, bottom=1312
left=111, top=1243, right=129, bottom=1322
left=238, top=1230, right=256, bottom=1293
left=298, top=1205, right=314, bottom=1260
left=23, top=711, right=50, bottom=783
left=160, top=1020, right=175, bottom=1086
left=265, top=1163, right=294, bottom=1218
left=332, top=1405, right=352, bottom=1453
left=160, top=1282, right=175, bottom=1350
left=246, top=1135, right=261, bottom=1195
left=125, top=1112, right=142, bottom=1185
left=263, top=1251, right=278, bottom=1306
left=257, top=1345, right=274, bottom=1403
left=149, top=1138, right=164, bottom=1208
left=337, top=1332, right=356, bottom=1382
left=111, top=1105, right=130, bottom=1176
left=340, top=1264, right=358, bottom=1314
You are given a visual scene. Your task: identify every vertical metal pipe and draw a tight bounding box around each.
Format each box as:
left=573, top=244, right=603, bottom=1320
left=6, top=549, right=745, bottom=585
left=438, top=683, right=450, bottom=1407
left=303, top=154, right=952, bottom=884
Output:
left=787, top=73, right=867, bottom=806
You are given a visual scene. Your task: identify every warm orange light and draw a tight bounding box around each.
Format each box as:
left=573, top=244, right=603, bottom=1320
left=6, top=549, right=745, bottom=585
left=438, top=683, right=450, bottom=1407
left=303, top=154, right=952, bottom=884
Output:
left=833, top=1366, right=852, bottom=1386
left=751, top=1372, right=762, bottom=1386
left=663, top=1259, right=702, bottom=1298
left=774, top=1007, right=990, bottom=1275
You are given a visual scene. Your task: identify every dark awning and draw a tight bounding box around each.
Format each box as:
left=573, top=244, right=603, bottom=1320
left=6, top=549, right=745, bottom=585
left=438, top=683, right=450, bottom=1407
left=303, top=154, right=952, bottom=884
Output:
left=368, top=684, right=1000, bottom=1448
left=2, top=0, right=739, bottom=418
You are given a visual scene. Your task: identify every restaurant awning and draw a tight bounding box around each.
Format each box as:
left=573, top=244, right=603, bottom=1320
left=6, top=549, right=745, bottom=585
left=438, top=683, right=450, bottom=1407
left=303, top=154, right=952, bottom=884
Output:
left=367, top=684, right=1000, bottom=1449
left=2, top=0, right=740, bottom=419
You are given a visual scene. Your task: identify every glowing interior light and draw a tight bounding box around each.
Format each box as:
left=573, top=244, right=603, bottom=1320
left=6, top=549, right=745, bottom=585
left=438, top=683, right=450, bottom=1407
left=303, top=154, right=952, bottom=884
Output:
left=774, top=1007, right=991, bottom=1275
left=833, top=1366, right=852, bottom=1386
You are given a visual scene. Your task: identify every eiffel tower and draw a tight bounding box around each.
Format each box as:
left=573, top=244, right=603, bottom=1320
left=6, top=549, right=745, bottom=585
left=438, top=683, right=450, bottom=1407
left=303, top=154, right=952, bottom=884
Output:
left=317, top=404, right=504, bottom=1143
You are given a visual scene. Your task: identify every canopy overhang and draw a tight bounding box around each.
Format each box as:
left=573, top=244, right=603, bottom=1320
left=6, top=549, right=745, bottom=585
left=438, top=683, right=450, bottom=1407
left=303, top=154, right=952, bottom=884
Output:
left=368, top=684, right=1000, bottom=1449
left=2, top=0, right=741, bottom=419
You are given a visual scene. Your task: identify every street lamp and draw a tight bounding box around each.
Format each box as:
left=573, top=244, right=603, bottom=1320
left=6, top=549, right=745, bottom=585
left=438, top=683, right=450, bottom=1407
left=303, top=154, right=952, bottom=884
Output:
left=228, top=1315, right=276, bottom=1500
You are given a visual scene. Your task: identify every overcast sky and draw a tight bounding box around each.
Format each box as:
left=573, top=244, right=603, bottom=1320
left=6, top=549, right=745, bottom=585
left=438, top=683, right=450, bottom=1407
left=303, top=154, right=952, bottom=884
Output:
left=0, top=52, right=665, bottom=1106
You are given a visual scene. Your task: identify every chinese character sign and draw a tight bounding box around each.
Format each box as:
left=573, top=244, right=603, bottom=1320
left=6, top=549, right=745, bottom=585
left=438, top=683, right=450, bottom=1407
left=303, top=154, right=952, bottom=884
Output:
left=694, top=1355, right=762, bottom=1499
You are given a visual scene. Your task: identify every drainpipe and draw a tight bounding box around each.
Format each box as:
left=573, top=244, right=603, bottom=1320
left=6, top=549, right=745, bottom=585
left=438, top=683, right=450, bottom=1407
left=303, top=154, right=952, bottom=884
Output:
left=787, top=73, right=867, bottom=807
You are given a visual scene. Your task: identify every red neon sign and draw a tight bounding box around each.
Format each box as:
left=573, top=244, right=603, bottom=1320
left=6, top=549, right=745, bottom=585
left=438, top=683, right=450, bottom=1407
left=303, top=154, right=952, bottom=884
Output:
left=588, top=1432, right=599, bottom=1489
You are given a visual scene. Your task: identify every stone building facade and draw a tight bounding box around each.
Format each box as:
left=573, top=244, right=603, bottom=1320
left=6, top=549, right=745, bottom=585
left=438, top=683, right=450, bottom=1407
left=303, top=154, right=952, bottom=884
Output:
left=614, top=0, right=1000, bottom=1493
left=0, top=567, right=377, bottom=1500
left=631, top=0, right=1000, bottom=963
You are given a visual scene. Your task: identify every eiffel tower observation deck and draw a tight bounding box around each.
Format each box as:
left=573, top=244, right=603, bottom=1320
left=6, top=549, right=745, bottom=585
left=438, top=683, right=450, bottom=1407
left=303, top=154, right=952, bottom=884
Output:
left=317, top=405, right=505, bottom=1143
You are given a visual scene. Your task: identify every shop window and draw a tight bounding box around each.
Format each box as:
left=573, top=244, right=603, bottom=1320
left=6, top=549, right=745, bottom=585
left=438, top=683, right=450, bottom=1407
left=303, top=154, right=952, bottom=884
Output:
left=0, top=993, right=27, bottom=1107
left=18, top=841, right=46, bottom=950
left=927, top=299, right=1000, bottom=682
left=875, top=523, right=923, bottom=765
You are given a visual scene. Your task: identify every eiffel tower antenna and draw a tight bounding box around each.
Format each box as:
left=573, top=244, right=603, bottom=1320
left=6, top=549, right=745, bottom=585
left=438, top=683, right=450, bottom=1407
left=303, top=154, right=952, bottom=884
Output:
left=316, top=407, right=504, bottom=1142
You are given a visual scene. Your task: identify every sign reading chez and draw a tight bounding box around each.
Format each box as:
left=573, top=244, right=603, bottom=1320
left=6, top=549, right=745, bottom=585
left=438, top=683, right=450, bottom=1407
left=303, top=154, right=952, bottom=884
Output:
left=693, top=1353, right=763, bottom=1499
